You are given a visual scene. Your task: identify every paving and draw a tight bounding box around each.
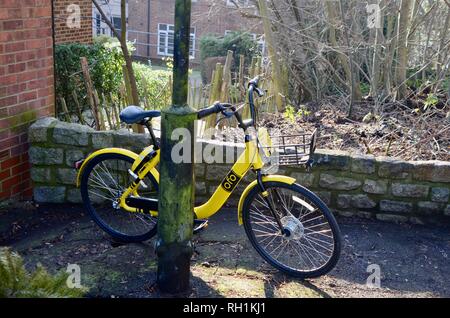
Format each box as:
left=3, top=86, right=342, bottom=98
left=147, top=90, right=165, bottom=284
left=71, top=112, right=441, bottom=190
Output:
left=0, top=202, right=449, bottom=298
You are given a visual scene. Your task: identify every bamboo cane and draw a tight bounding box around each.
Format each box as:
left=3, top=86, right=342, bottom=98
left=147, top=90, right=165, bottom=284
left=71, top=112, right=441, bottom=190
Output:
left=80, top=57, right=100, bottom=130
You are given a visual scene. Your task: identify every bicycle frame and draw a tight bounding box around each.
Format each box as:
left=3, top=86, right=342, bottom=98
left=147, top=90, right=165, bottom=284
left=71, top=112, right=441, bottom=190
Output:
left=194, top=136, right=262, bottom=219
left=117, top=135, right=272, bottom=220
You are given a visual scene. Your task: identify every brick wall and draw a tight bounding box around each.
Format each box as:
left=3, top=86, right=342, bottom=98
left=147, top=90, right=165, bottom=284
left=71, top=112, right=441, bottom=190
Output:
left=128, top=0, right=263, bottom=64
left=53, top=0, right=92, bottom=44
left=0, top=0, right=55, bottom=200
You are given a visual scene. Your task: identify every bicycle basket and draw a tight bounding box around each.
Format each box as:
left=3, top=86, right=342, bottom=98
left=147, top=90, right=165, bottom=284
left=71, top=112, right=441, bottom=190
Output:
left=260, top=129, right=318, bottom=166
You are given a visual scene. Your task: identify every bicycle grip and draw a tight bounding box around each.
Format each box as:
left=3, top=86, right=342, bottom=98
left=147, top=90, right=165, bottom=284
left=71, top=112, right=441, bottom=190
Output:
left=197, top=103, right=220, bottom=119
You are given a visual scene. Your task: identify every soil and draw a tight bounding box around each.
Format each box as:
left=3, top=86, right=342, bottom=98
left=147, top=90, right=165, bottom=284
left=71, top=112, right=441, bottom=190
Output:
left=1, top=202, right=449, bottom=298
left=214, top=100, right=450, bottom=162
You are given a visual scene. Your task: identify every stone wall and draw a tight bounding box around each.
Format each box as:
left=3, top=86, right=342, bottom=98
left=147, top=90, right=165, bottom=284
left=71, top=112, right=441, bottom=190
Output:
left=29, top=118, right=450, bottom=224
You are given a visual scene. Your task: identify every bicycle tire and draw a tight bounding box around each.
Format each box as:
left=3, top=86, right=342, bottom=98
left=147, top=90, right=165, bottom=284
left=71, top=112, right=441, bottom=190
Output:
left=242, top=181, right=341, bottom=278
left=80, top=153, right=159, bottom=242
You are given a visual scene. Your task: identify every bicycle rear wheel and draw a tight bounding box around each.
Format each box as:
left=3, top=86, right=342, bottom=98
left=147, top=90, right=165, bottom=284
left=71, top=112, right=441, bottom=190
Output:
left=80, top=153, right=159, bottom=242
left=242, top=181, right=341, bottom=278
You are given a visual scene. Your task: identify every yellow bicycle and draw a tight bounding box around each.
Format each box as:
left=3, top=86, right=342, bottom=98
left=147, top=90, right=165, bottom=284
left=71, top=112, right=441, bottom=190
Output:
left=76, top=77, right=341, bottom=278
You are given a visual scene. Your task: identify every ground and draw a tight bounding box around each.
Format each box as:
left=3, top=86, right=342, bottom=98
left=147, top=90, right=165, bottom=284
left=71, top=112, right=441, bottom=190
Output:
left=0, top=203, right=449, bottom=298
left=217, top=101, right=449, bottom=162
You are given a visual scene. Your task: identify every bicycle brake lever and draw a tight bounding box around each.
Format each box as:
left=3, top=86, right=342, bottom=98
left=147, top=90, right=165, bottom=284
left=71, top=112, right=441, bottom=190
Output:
left=222, top=110, right=235, bottom=118
left=215, top=110, right=235, bottom=126
left=255, top=88, right=265, bottom=97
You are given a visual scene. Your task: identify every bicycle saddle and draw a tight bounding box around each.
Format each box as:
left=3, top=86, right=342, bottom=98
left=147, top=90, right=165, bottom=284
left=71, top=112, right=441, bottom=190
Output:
left=119, top=105, right=161, bottom=124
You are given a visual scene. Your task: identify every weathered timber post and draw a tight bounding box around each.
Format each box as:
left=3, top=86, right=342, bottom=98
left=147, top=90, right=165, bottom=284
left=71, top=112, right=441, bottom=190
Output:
left=257, top=0, right=288, bottom=111
left=156, top=0, right=196, bottom=293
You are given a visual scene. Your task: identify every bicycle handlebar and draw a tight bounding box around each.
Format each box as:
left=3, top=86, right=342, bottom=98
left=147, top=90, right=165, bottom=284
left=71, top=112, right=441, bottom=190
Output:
left=247, top=76, right=264, bottom=127
left=197, top=102, right=233, bottom=119
left=197, top=76, right=264, bottom=130
left=248, top=76, right=260, bottom=88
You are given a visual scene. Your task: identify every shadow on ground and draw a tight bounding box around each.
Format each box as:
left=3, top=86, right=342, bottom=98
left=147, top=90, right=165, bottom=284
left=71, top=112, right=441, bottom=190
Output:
left=0, top=202, right=449, bottom=298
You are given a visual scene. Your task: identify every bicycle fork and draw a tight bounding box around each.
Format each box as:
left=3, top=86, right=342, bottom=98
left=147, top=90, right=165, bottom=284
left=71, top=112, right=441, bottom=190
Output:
left=256, top=170, right=286, bottom=235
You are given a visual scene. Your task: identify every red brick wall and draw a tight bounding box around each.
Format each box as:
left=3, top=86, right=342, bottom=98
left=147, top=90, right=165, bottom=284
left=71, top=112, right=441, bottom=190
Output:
left=0, top=0, right=55, bottom=200
left=53, top=0, right=92, bottom=44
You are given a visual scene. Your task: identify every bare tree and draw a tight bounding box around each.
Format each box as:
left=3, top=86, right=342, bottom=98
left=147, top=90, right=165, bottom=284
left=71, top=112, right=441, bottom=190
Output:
left=194, top=0, right=449, bottom=114
left=396, top=0, right=414, bottom=100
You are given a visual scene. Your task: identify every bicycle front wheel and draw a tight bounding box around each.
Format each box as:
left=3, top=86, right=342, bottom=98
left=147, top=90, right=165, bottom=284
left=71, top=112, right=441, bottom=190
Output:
left=242, top=182, right=341, bottom=278
left=80, top=153, right=159, bottom=242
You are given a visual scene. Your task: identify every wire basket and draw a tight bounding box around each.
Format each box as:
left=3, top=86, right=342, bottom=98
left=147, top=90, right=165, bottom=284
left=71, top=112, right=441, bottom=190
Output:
left=260, top=129, right=318, bottom=166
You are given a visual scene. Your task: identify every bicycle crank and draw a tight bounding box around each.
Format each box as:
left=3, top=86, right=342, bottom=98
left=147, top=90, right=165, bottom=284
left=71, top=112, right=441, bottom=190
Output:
left=125, top=196, right=158, bottom=212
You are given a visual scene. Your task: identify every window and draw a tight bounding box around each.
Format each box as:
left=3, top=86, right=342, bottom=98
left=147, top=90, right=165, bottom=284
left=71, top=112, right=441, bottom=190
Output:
left=256, top=35, right=265, bottom=55
left=112, top=16, right=122, bottom=37
left=95, top=14, right=101, bottom=36
left=158, top=24, right=196, bottom=58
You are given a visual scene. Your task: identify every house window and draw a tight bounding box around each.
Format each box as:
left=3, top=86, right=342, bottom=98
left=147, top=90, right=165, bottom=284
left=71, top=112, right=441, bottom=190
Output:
left=158, top=24, right=196, bottom=58
left=112, top=16, right=122, bottom=37
left=256, top=35, right=265, bottom=54
left=95, top=14, right=101, bottom=36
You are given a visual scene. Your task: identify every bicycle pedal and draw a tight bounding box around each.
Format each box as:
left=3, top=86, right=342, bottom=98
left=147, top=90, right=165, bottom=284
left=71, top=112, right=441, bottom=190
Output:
left=193, top=219, right=209, bottom=234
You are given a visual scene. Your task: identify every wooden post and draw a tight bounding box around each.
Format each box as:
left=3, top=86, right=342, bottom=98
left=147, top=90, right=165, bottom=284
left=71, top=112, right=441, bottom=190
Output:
left=80, top=57, right=101, bottom=130
left=257, top=0, right=288, bottom=111
left=238, top=54, right=245, bottom=98
left=93, top=90, right=106, bottom=131
left=122, top=64, right=133, bottom=106
left=119, top=85, right=127, bottom=111
left=110, top=92, right=120, bottom=129
left=59, top=98, right=71, bottom=122
left=102, top=93, right=113, bottom=130
left=156, top=0, right=196, bottom=294
left=220, top=50, right=233, bottom=101
left=217, top=50, right=233, bottom=128
left=122, top=64, right=143, bottom=133
left=205, top=63, right=223, bottom=130
left=72, top=91, right=85, bottom=125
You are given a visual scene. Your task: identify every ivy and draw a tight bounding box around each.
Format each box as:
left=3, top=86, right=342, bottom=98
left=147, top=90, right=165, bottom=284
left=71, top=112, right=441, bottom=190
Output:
left=199, top=31, right=260, bottom=72
left=55, top=37, right=173, bottom=115
left=133, top=61, right=172, bottom=110
left=54, top=37, right=126, bottom=114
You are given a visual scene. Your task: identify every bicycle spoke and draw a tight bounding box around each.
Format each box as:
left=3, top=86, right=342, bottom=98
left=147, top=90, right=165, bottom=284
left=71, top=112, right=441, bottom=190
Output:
left=247, top=184, right=337, bottom=274
left=85, top=156, right=158, bottom=238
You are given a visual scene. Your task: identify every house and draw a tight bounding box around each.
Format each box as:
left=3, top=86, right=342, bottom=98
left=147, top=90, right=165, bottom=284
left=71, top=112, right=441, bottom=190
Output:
left=92, top=0, right=128, bottom=37
left=127, top=0, right=264, bottom=66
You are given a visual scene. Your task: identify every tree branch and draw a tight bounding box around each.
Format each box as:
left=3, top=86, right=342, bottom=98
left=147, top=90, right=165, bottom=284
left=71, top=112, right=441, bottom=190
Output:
left=92, top=0, right=120, bottom=39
